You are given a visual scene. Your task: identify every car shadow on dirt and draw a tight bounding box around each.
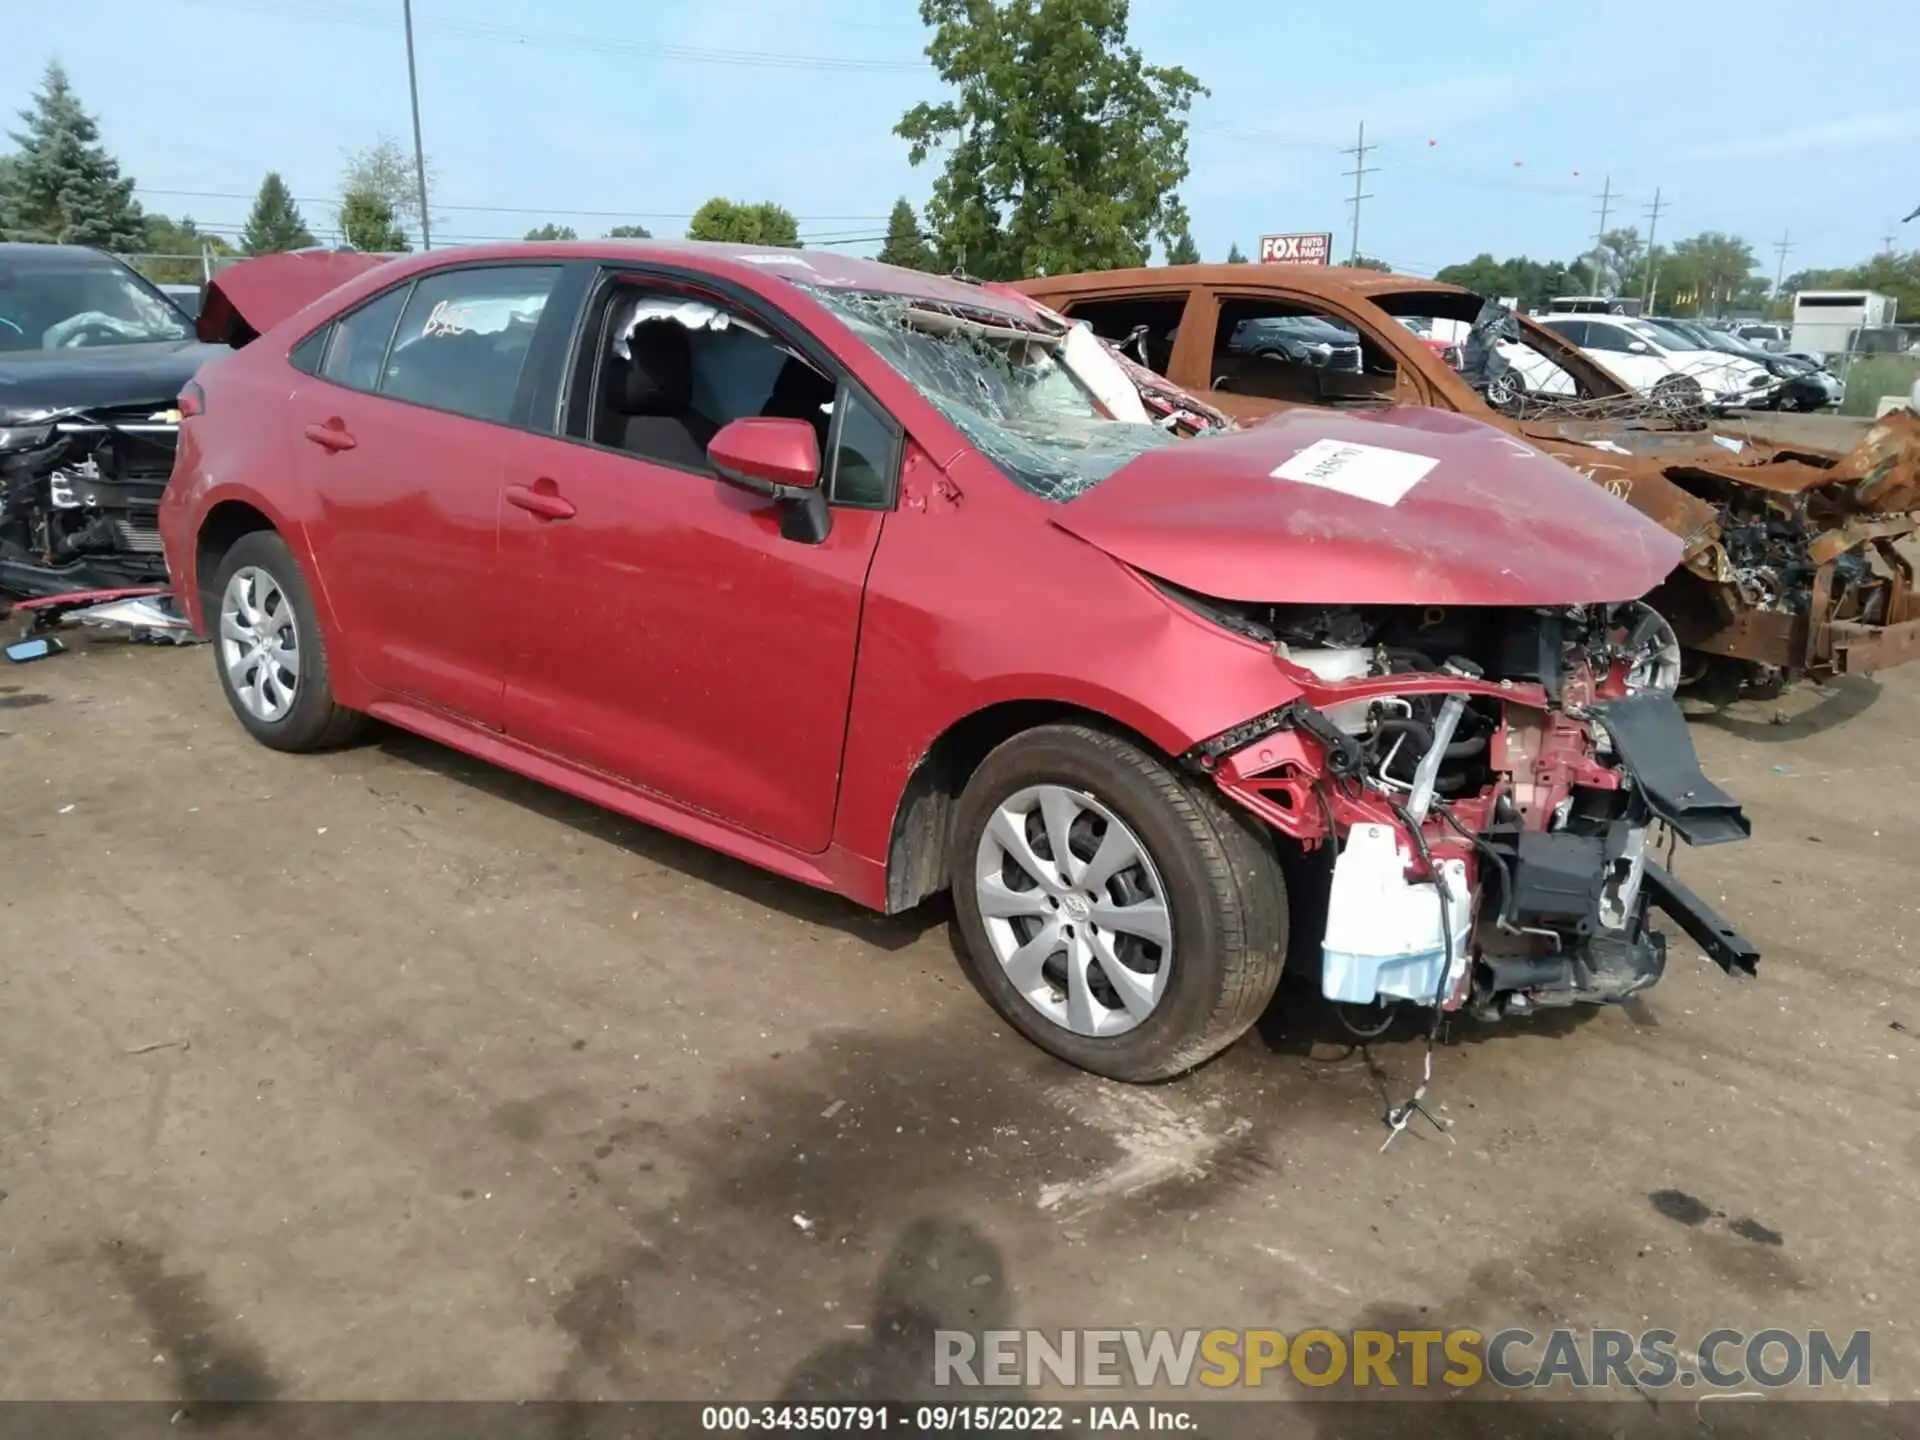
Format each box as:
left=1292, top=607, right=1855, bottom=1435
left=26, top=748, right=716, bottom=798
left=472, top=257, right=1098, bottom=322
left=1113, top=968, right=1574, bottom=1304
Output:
left=372, top=729, right=946, bottom=953
left=1694, top=674, right=1881, bottom=744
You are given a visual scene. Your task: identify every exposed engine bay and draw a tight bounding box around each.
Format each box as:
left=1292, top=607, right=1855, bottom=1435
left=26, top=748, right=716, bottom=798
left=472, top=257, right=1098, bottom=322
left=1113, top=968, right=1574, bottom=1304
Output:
left=1171, top=593, right=1757, bottom=1025
left=0, top=405, right=179, bottom=597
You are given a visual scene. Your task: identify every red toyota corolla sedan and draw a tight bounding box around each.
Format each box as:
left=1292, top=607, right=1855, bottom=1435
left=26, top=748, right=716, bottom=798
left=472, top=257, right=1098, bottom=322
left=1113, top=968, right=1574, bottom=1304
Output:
left=161, top=241, right=1757, bottom=1082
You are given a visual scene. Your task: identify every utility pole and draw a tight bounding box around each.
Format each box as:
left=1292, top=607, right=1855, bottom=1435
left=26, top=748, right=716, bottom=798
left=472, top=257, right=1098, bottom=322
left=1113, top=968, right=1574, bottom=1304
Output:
left=1771, top=229, right=1794, bottom=300
left=1640, top=186, right=1665, bottom=308
left=403, top=0, right=433, bottom=249
left=1588, top=176, right=1615, bottom=296
left=1340, top=121, right=1376, bottom=265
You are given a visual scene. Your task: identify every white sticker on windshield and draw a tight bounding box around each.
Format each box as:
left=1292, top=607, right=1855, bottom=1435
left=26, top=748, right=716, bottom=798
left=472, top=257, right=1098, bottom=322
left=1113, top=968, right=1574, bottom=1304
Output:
left=1270, top=438, right=1439, bottom=507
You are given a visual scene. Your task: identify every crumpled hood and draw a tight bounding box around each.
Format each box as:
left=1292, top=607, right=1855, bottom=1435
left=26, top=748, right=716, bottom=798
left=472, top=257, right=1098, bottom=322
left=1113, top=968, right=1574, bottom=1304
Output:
left=0, top=339, right=224, bottom=417
left=198, top=250, right=394, bottom=345
left=1054, top=406, right=1682, bottom=607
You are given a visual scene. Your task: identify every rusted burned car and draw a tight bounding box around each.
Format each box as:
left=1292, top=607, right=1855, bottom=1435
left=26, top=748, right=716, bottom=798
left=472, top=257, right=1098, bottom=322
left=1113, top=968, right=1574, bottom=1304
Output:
left=1009, top=266, right=1920, bottom=699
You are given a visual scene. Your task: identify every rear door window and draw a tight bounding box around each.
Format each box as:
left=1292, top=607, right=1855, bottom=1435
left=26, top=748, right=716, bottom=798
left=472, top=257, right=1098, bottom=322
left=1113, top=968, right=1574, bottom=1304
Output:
left=319, top=286, right=410, bottom=392
left=379, top=266, right=562, bottom=425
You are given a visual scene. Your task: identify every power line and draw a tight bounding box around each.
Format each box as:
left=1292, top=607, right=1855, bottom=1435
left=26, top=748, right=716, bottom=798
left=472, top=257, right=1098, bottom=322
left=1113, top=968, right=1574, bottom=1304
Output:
left=1587, top=175, right=1617, bottom=294
left=1339, top=121, right=1376, bottom=265
left=1641, top=185, right=1666, bottom=307
left=133, top=187, right=890, bottom=223
left=1772, top=229, right=1795, bottom=298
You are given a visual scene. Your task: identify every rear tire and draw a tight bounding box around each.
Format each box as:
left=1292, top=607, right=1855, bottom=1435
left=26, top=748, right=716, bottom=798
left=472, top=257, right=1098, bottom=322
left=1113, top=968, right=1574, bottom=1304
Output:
left=211, top=531, right=366, bottom=752
left=950, top=724, right=1288, bottom=1082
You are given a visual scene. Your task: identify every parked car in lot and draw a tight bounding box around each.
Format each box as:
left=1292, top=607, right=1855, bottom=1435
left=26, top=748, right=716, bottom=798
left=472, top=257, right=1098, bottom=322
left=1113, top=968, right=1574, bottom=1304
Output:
left=1735, top=322, right=1791, bottom=353
left=1533, top=314, right=1780, bottom=412
left=1225, top=313, right=1362, bottom=372
left=0, top=244, right=225, bottom=596
left=1654, top=317, right=1841, bottom=413
left=162, top=241, right=1756, bottom=1080
left=1008, top=265, right=1920, bottom=698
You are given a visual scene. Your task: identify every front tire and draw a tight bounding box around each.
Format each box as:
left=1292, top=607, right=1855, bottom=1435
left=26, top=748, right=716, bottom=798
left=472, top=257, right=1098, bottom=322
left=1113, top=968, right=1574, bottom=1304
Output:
left=950, top=724, right=1288, bottom=1082
left=211, top=530, right=366, bottom=752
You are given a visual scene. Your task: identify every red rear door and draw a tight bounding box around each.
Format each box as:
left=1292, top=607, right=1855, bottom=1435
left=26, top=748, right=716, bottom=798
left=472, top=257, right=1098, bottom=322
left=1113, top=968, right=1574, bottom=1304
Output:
left=295, top=263, right=567, bottom=726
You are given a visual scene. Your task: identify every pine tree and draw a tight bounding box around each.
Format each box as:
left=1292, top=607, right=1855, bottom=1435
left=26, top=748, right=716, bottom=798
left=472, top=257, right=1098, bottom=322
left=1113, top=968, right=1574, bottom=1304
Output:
left=524, top=223, right=578, bottom=241
left=1, top=61, right=145, bottom=250
left=241, top=172, right=316, bottom=254
left=605, top=224, right=652, bottom=239
left=876, top=198, right=935, bottom=271
left=1165, top=230, right=1200, bottom=265
left=1226, top=242, right=1247, bottom=264
left=339, top=191, right=410, bottom=253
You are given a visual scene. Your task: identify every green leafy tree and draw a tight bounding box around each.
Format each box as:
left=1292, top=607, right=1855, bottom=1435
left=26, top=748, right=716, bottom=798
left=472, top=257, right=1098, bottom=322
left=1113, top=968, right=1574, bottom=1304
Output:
left=339, top=136, right=434, bottom=245
left=686, top=198, right=801, bottom=246
left=877, top=197, right=937, bottom=270
left=1, top=61, right=144, bottom=249
left=895, top=0, right=1205, bottom=280
left=1588, top=226, right=1643, bottom=296
left=1434, top=253, right=1574, bottom=310
left=1164, top=230, right=1201, bottom=265
left=524, top=223, right=578, bottom=241
left=1348, top=254, right=1391, bottom=272
left=137, top=214, right=234, bottom=282
left=339, top=190, right=410, bottom=253
left=605, top=223, right=652, bottom=239
left=1647, top=233, right=1759, bottom=317
left=241, top=171, right=316, bottom=255
left=1225, top=241, right=1247, bottom=263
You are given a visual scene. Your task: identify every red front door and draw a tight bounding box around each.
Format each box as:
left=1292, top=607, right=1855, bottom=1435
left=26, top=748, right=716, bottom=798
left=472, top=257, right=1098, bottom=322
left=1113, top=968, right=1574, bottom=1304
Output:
left=496, top=444, right=880, bottom=853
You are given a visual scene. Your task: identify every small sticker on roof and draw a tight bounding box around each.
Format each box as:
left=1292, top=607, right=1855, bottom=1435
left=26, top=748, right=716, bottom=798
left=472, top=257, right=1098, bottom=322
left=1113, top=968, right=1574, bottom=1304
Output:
left=1270, top=438, right=1439, bottom=507
left=1711, top=434, right=1744, bottom=453
left=1588, top=439, right=1632, bottom=455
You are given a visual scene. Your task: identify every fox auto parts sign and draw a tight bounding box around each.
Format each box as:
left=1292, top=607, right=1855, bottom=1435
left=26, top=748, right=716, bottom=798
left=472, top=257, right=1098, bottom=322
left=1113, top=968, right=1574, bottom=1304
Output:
left=1259, top=232, right=1334, bottom=265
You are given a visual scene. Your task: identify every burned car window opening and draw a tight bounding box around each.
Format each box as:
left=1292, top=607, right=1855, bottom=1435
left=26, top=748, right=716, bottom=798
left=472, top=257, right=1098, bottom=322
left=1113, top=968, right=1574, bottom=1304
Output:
left=802, top=286, right=1180, bottom=503
left=1055, top=294, right=1187, bottom=375
left=1211, top=297, right=1395, bottom=410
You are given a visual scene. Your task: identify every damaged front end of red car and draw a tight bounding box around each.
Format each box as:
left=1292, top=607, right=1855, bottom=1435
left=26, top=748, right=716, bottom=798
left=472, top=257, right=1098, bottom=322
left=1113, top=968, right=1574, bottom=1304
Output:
left=1060, top=407, right=1759, bottom=1025
left=1178, top=601, right=1755, bottom=1022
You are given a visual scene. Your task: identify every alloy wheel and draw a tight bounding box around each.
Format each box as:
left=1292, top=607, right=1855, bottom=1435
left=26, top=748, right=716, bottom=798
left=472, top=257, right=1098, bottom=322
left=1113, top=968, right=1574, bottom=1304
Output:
left=220, top=566, right=301, bottom=723
left=973, top=784, right=1173, bottom=1038
left=1622, top=601, right=1683, bottom=696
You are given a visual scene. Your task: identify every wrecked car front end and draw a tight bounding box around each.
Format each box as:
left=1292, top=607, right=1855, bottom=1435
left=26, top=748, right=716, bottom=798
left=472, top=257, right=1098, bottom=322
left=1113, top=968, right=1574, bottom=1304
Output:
left=0, top=402, right=183, bottom=597
left=1449, top=299, right=1920, bottom=692
left=1052, top=405, right=1759, bottom=1028
left=1182, top=601, right=1755, bottom=1021
left=1542, top=412, right=1920, bottom=692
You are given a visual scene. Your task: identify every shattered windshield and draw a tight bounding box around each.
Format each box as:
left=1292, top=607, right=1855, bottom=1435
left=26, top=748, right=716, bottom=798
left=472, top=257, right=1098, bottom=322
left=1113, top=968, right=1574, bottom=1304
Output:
left=802, top=286, right=1178, bottom=501
left=0, top=257, right=194, bottom=351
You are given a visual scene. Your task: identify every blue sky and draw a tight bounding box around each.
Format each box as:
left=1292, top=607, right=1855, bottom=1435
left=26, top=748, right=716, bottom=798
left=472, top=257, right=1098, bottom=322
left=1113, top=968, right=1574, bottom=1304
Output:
left=8, top=0, right=1918, bottom=276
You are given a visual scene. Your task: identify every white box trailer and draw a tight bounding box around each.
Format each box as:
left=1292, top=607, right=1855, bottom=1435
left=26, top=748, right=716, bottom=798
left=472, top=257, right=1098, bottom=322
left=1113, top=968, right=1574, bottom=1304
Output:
left=1791, top=291, right=1898, bottom=359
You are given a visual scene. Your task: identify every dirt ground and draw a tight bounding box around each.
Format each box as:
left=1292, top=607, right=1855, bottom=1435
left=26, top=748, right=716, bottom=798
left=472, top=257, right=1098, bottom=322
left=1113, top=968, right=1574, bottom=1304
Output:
left=1, top=632, right=1915, bottom=1419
